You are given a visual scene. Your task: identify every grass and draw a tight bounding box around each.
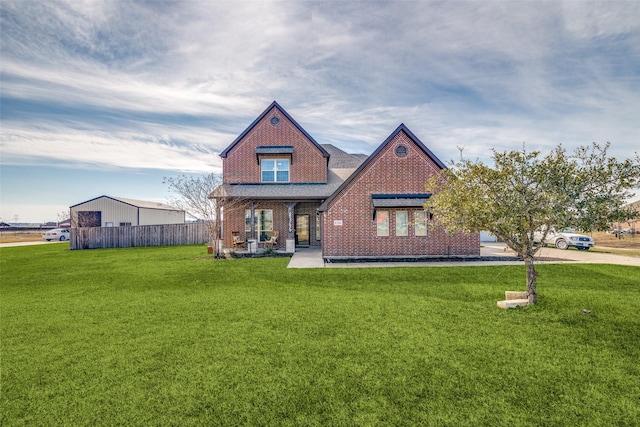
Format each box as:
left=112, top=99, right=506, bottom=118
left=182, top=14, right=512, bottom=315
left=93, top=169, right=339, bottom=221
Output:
left=1, top=244, right=639, bottom=426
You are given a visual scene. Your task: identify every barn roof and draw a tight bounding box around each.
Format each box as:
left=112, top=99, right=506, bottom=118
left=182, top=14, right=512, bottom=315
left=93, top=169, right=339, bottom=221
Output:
left=70, top=196, right=181, bottom=211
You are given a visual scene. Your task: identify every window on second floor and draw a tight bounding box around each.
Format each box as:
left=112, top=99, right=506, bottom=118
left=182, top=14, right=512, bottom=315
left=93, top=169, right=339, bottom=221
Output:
left=261, top=159, right=290, bottom=182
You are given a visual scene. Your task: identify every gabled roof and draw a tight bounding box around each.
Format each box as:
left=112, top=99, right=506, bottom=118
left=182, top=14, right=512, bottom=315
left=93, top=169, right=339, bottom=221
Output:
left=318, top=124, right=446, bottom=212
left=219, top=101, right=330, bottom=159
left=70, top=195, right=181, bottom=211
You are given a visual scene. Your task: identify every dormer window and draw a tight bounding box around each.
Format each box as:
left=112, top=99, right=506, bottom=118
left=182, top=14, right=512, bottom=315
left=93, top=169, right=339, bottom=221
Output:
left=261, top=158, right=290, bottom=182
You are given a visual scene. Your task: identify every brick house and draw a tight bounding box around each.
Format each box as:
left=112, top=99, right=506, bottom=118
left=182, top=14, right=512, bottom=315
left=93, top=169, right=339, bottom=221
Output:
left=212, top=101, right=479, bottom=260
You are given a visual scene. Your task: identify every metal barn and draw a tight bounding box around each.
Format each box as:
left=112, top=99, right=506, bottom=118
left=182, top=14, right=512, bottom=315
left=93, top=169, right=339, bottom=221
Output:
left=69, top=196, right=185, bottom=227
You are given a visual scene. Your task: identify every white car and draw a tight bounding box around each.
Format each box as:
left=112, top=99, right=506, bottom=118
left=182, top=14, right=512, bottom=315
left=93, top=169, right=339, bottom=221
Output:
left=43, top=228, right=70, bottom=241
left=534, top=228, right=594, bottom=251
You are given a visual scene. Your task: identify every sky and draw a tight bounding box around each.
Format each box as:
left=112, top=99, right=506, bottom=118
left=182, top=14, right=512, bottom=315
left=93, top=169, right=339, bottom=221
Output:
left=1, top=1, right=639, bottom=223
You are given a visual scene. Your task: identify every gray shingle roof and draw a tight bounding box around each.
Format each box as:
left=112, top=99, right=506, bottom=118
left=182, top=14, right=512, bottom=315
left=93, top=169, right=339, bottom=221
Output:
left=216, top=170, right=352, bottom=200
left=322, top=144, right=368, bottom=169
left=212, top=142, right=368, bottom=200
left=256, top=146, right=294, bottom=155
left=371, top=196, right=431, bottom=208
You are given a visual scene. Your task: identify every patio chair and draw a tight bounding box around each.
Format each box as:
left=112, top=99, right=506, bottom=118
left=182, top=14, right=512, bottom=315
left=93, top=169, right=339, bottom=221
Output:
left=264, top=230, right=279, bottom=249
left=231, top=231, right=246, bottom=250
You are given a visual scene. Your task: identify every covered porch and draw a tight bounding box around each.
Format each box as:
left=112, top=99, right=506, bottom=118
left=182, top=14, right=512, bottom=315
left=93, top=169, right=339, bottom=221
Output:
left=223, top=200, right=323, bottom=252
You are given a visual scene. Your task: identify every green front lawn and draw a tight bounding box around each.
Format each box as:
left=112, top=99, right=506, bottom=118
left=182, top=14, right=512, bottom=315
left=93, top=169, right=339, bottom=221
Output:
left=1, top=244, right=639, bottom=426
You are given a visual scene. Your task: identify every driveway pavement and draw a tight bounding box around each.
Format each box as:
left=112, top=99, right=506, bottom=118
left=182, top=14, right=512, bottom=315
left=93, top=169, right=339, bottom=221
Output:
left=288, top=243, right=640, bottom=268
left=483, top=242, right=640, bottom=266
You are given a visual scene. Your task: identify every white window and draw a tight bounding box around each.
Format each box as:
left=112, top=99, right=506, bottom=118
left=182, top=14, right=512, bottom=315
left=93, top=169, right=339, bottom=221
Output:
left=261, top=159, right=289, bottom=182
left=376, top=210, right=389, bottom=236
left=414, top=211, right=428, bottom=236
left=396, top=211, right=408, bottom=236
left=245, top=209, right=273, bottom=242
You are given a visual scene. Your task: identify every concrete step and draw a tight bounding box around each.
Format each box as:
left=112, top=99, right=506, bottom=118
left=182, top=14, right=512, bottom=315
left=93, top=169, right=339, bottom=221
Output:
left=505, top=291, right=527, bottom=300
left=497, top=299, right=529, bottom=309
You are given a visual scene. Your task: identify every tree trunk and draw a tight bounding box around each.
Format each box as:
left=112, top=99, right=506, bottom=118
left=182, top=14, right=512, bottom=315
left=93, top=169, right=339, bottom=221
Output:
left=524, top=255, right=538, bottom=304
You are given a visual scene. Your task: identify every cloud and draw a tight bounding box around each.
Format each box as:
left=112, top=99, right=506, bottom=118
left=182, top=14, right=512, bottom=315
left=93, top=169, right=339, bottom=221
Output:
left=0, top=120, right=226, bottom=173
left=1, top=0, right=639, bottom=174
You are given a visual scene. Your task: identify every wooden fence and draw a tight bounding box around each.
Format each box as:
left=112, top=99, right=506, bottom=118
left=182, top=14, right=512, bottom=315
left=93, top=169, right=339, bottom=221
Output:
left=70, top=223, right=209, bottom=250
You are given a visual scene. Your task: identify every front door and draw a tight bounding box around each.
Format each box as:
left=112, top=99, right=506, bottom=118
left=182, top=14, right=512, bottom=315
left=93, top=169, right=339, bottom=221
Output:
left=295, top=214, right=310, bottom=246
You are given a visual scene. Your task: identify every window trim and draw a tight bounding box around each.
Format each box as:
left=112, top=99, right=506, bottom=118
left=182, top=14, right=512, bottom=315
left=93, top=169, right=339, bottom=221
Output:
left=261, top=158, right=290, bottom=183
left=245, top=209, right=274, bottom=242
left=396, top=211, right=408, bottom=237
left=376, top=210, right=389, bottom=236
left=414, top=211, right=428, bottom=236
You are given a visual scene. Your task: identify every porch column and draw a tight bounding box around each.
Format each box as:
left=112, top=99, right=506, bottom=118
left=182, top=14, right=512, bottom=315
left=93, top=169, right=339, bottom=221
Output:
left=284, top=202, right=297, bottom=253
left=283, top=202, right=297, bottom=239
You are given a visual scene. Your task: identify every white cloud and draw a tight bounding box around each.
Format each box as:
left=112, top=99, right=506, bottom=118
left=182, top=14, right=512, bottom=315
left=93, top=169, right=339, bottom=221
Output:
left=1, top=122, right=225, bottom=173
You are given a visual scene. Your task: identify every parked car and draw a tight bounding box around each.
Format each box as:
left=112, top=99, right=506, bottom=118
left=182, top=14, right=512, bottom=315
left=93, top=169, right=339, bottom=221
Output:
left=533, top=228, right=594, bottom=251
left=609, top=227, right=636, bottom=235
left=43, top=228, right=70, bottom=241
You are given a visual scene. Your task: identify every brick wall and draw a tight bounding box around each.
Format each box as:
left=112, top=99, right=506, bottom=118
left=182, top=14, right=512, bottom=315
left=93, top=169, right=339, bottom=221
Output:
left=323, top=130, right=480, bottom=257
left=223, top=106, right=327, bottom=184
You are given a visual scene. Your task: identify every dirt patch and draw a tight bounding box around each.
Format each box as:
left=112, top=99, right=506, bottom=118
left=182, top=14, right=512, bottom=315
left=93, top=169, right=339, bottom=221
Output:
left=0, top=230, right=45, bottom=243
left=591, top=232, right=640, bottom=250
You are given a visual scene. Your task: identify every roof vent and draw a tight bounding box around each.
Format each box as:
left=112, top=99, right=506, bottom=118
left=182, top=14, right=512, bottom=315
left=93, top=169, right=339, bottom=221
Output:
left=270, top=117, right=280, bottom=126
left=395, top=145, right=408, bottom=157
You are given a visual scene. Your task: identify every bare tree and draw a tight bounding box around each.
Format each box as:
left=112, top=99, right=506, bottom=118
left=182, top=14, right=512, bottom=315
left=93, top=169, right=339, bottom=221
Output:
left=69, top=210, right=101, bottom=249
left=57, top=210, right=70, bottom=227
left=164, top=173, right=245, bottom=257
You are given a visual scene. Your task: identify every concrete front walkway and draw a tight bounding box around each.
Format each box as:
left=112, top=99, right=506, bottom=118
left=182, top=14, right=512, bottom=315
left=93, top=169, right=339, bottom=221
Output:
left=287, top=248, right=326, bottom=268
left=287, top=243, right=640, bottom=268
